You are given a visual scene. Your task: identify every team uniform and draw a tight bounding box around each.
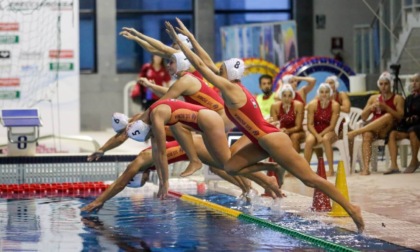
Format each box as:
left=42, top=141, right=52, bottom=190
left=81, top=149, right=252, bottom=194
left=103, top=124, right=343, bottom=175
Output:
left=372, top=94, right=397, bottom=121
left=314, top=100, right=333, bottom=133
left=143, top=141, right=188, bottom=171
left=294, top=92, right=305, bottom=105
left=277, top=102, right=296, bottom=129
left=183, top=72, right=224, bottom=112
left=225, top=82, right=279, bottom=145
left=149, top=99, right=206, bottom=131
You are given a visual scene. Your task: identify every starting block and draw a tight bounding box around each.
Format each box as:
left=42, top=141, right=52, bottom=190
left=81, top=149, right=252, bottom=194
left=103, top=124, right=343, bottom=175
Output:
left=0, top=108, right=43, bottom=156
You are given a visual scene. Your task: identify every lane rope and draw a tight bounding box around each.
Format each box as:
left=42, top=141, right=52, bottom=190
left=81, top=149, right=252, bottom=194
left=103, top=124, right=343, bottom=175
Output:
left=168, top=190, right=357, bottom=252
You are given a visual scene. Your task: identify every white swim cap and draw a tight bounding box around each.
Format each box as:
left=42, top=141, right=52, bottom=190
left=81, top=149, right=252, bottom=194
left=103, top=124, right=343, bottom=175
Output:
left=317, top=83, right=333, bottom=97
left=377, top=71, right=392, bottom=88
left=177, top=34, right=193, bottom=50
left=281, top=74, right=293, bottom=84
left=127, top=173, right=144, bottom=188
left=172, top=51, right=191, bottom=73
left=112, top=113, right=129, bottom=133
left=325, top=75, right=339, bottom=89
left=126, top=120, right=151, bottom=142
left=223, top=58, right=245, bottom=81
left=278, top=84, right=295, bottom=99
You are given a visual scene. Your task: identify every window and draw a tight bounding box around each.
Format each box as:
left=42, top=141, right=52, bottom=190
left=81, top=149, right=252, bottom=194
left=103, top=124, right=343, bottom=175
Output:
left=79, top=0, right=97, bottom=73
left=116, top=0, right=193, bottom=73
left=214, top=0, right=292, bottom=61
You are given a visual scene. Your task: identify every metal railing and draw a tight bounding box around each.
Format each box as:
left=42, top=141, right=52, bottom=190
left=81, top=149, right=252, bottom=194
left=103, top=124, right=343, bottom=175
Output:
left=354, top=0, right=407, bottom=74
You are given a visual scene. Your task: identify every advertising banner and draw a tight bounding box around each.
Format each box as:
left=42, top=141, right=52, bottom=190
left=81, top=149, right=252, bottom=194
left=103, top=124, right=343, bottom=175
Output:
left=0, top=0, right=80, bottom=143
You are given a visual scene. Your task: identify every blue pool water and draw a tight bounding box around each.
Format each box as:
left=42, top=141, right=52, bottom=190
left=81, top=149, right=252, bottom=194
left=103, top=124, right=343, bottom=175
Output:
left=0, top=189, right=414, bottom=251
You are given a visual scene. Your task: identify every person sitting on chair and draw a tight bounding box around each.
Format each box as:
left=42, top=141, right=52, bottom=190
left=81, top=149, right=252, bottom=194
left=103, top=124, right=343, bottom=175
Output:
left=348, top=72, right=405, bottom=175
left=304, top=83, right=340, bottom=176
left=384, top=73, right=420, bottom=174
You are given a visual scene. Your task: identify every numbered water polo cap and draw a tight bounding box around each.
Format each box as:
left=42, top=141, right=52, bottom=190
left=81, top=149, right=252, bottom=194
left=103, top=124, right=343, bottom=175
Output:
left=223, top=58, right=245, bottom=81
left=177, top=34, right=193, bottom=49
left=112, top=113, right=129, bottom=133
left=172, top=51, right=191, bottom=73
left=126, top=120, right=151, bottom=142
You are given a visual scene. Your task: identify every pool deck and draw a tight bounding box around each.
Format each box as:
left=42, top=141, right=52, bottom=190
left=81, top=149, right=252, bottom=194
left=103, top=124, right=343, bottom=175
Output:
left=6, top=130, right=419, bottom=251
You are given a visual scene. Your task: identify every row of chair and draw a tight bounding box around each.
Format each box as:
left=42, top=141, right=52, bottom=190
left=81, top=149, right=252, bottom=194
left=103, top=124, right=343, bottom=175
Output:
left=299, top=107, right=411, bottom=175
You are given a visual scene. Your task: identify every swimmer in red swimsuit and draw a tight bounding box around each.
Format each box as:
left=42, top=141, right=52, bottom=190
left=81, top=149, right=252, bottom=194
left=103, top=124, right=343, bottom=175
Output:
left=83, top=135, right=271, bottom=213
left=304, top=83, right=340, bottom=176
left=167, top=18, right=365, bottom=233
left=270, top=84, right=305, bottom=152
left=348, top=72, right=404, bottom=175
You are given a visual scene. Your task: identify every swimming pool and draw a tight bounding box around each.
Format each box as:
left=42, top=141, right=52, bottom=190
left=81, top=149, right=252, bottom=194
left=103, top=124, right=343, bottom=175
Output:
left=0, top=156, right=415, bottom=251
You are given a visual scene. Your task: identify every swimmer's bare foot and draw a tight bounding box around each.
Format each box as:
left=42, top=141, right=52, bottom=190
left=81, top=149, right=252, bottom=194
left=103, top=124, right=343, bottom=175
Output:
left=180, top=160, right=203, bottom=177
left=349, top=204, right=365, bottom=233
left=266, top=176, right=286, bottom=199
left=360, top=169, right=370, bottom=175
left=326, top=170, right=335, bottom=177
left=275, top=166, right=286, bottom=187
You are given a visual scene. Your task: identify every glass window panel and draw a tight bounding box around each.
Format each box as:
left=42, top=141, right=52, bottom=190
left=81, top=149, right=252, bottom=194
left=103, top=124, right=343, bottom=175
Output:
left=116, top=14, right=192, bottom=73
left=80, top=0, right=95, bottom=10
left=79, top=1, right=96, bottom=73
left=80, top=14, right=96, bottom=71
left=215, top=0, right=290, bottom=10
left=117, top=0, right=192, bottom=10
left=214, top=13, right=291, bottom=61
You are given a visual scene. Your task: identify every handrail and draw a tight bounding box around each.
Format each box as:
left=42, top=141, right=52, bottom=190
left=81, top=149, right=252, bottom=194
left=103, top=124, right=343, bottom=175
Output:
left=123, top=80, right=137, bottom=116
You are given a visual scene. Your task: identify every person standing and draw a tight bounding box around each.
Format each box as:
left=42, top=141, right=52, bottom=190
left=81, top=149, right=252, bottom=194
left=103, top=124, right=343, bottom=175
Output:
left=135, top=55, right=171, bottom=110
left=256, top=74, right=275, bottom=119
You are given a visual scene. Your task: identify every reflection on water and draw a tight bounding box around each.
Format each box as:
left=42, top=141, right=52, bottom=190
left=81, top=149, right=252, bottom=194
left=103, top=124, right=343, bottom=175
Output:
left=0, top=190, right=415, bottom=251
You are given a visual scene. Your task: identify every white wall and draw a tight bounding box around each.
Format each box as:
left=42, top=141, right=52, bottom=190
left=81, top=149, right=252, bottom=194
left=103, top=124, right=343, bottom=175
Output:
left=313, top=0, right=381, bottom=69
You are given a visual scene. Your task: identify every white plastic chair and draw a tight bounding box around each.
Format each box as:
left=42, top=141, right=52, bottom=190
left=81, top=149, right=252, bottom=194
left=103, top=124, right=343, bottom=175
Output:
left=301, top=112, right=351, bottom=175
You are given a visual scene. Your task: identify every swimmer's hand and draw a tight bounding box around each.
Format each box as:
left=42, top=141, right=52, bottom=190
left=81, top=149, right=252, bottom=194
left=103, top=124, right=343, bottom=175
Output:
left=165, top=21, right=179, bottom=43
left=119, top=30, right=137, bottom=41
left=121, top=27, right=142, bottom=37
left=81, top=201, right=104, bottom=213
left=87, top=150, right=104, bottom=161
left=175, top=17, right=193, bottom=39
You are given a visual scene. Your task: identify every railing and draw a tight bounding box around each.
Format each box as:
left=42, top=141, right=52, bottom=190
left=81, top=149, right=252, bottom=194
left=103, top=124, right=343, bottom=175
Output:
left=123, top=80, right=137, bottom=116
left=354, top=0, right=405, bottom=74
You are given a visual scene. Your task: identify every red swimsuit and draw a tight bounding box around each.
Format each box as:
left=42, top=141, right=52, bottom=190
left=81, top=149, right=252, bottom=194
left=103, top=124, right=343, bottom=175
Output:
left=278, top=102, right=296, bottom=129
left=225, top=82, right=279, bottom=145
left=314, top=100, right=332, bottom=133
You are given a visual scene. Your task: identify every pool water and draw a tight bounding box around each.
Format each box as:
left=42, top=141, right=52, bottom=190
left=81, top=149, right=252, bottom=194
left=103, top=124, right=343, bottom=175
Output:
left=0, top=188, right=414, bottom=251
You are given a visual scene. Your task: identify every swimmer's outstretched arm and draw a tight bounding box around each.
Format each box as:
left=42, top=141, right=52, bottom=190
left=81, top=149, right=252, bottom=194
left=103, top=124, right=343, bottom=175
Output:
left=174, top=17, right=219, bottom=74
left=138, top=77, right=169, bottom=98
left=165, top=21, right=239, bottom=101
left=81, top=157, right=147, bottom=212
left=122, top=27, right=177, bottom=59
left=119, top=30, right=165, bottom=58
left=87, top=131, right=128, bottom=161
left=87, top=113, right=145, bottom=162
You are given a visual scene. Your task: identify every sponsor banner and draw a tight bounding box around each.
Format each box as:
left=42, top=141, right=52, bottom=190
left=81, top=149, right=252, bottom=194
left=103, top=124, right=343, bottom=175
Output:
left=0, top=22, right=19, bottom=31
left=49, top=50, right=73, bottom=58
left=19, top=51, right=42, bottom=60
left=0, top=91, right=20, bottom=99
left=4, top=1, right=73, bottom=11
left=0, top=50, right=11, bottom=59
left=0, top=35, right=19, bottom=44
left=49, top=62, right=74, bottom=71
left=20, top=64, right=39, bottom=75
left=0, top=78, right=20, bottom=87
left=0, top=64, right=12, bottom=72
